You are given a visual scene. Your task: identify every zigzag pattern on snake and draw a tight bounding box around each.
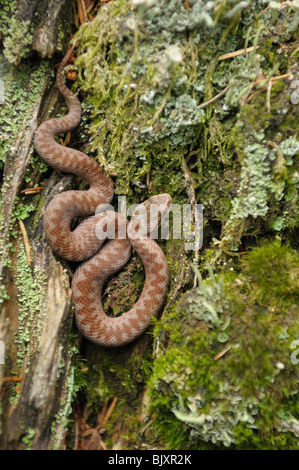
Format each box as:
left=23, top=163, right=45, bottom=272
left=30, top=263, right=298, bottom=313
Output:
left=34, top=46, right=171, bottom=347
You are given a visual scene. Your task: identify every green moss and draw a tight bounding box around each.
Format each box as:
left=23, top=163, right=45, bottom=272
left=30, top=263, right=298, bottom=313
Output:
left=72, top=1, right=268, bottom=197
left=148, top=241, right=299, bottom=449
left=242, top=240, right=299, bottom=307
left=82, top=342, right=148, bottom=405
left=70, top=340, right=151, bottom=449
left=21, top=428, right=35, bottom=450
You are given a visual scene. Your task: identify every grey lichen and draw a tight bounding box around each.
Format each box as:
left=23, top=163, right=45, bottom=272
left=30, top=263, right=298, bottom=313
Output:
left=280, top=135, right=299, bottom=160
left=139, top=95, right=205, bottom=148
left=134, top=0, right=215, bottom=37
left=224, top=132, right=299, bottom=242
left=229, top=129, right=272, bottom=220
left=148, top=242, right=299, bottom=449
left=172, top=388, right=259, bottom=447
left=73, top=0, right=272, bottom=196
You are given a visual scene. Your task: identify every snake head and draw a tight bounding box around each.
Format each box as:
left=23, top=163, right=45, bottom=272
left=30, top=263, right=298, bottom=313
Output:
left=128, top=193, right=172, bottom=240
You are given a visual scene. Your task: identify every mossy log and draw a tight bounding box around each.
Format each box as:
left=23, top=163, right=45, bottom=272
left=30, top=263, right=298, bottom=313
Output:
left=0, top=0, right=77, bottom=450
left=0, top=0, right=73, bottom=64
left=0, top=0, right=299, bottom=451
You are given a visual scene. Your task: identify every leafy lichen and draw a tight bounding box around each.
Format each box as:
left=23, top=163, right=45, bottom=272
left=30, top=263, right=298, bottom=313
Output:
left=73, top=0, right=272, bottom=197
left=15, top=241, right=47, bottom=368
left=148, top=241, right=299, bottom=449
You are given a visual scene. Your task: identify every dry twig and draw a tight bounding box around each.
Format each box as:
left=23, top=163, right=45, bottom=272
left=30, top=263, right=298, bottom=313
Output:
left=242, top=73, right=291, bottom=106
left=214, top=346, right=231, bottom=361
left=80, top=0, right=88, bottom=22
left=102, top=396, right=118, bottom=427
left=218, top=46, right=259, bottom=61
left=18, top=220, right=31, bottom=267
left=20, top=186, right=44, bottom=195
left=198, top=85, right=230, bottom=110
left=2, top=376, right=22, bottom=383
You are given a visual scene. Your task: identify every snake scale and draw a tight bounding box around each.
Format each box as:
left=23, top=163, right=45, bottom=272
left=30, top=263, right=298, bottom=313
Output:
left=34, top=46, right=171, bottom=347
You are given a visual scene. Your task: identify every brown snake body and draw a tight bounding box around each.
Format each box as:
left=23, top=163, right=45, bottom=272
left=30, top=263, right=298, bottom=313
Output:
left=34, top=47, right=171, bottom=347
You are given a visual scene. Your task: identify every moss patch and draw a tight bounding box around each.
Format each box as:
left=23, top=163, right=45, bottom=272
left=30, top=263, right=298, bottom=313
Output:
left=148, top=241, right=299, bottom=449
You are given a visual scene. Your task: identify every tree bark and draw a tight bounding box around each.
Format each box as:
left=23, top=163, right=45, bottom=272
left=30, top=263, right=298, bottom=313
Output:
left=0, top=0, right=76, bottom=450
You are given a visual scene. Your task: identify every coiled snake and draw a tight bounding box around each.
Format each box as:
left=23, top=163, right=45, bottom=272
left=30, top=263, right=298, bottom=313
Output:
left=34, top=46, right=171, bottom=347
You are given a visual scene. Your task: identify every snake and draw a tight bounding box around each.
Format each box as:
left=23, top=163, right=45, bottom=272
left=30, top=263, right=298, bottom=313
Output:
left=34, top=46, right=171, bottom=347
